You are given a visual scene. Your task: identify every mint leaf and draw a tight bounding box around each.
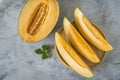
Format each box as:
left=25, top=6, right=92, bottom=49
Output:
left=34, top=45, right=51, bottom=60
left=42, top=45, right=46, bottom=52
left=35, top=48, right=43, bottom=54
left=42, top=45, right=50, bottom=51
left=42, top=53, right=49, bottom=60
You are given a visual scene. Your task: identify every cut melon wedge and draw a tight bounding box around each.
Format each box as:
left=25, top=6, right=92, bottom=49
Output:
left=55, top=32, right=94, bottom=78
left=63, top=18, right=100, bottom=63
left=74, top=8, right=113, bottom=51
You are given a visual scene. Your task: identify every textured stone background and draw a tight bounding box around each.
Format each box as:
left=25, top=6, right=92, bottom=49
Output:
left=0, top=0, right=120, bottom=80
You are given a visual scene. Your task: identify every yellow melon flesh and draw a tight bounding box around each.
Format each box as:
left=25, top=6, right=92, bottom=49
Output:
left=63, top=17, right=100, bottom=63
left=19, top=0, right=59, bottom=42
left=74, top=8, right=113, bottom=51
left=55, top=32, right=94, bottom=78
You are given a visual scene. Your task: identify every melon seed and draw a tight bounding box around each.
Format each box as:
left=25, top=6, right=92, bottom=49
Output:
left=27, top=3, right=49, bottom=35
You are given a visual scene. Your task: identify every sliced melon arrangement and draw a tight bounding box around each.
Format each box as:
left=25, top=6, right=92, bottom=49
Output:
left=55, top=8, right=113, bottom=78
left=19, top=0, right=59, bottom=42
left=18, top=1, right=113, bottom=78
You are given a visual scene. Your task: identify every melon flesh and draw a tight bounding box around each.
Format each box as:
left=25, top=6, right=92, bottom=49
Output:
left=74, top=8, right=113, bottom=51
left=19, top=0, right=59, bottom=42
left=55, top=32, right=94, bottom=78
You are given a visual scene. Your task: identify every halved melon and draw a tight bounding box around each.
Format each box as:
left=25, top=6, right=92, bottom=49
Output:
left=19, top=0, right=59, bottom=42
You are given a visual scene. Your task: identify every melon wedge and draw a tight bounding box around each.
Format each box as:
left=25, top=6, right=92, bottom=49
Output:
left=74, top=8, right=113, bottom=51
left=63, top=17, right=100, bottom=63
left=55, top=32, right=93, bottom=78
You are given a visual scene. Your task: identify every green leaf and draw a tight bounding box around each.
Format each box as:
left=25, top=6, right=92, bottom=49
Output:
left=42, top=53, right=49, bottom=60
left=42, top=45, right=47, bottom=49
left=42, top=45, right=50, bottom=51
left=46, top=46, right=50, bottom=50
left=35, top=48, right=43, bottom=54
left=34, top=45, right=51, bottom=60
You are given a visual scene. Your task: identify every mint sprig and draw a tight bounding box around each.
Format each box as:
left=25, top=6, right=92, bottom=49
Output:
left=35, top=45, right=51, bottom=60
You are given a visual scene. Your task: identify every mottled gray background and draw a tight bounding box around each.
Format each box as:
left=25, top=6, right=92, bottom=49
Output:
left=0, top=0, right=120, bottom=80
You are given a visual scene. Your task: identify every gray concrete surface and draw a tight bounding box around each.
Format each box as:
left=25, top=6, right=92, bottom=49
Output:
left=0, top=0, right=120, bottom=80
